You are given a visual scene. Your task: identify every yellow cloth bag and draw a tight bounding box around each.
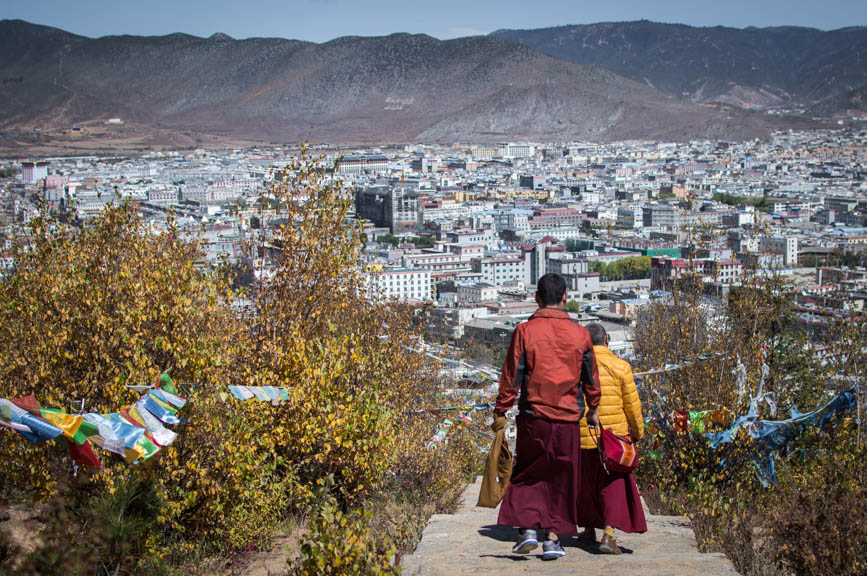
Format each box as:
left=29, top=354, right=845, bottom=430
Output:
left=477, top=416, right=513, bottom=508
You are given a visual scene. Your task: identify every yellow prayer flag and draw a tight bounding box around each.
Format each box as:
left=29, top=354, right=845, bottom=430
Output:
left=127, top=406, right=147, bottom=427
left=150, top=395, right=175, bottom=413
left=123, top=443, right=147, bottom=464
left=40, top=410, right=83, bottom=439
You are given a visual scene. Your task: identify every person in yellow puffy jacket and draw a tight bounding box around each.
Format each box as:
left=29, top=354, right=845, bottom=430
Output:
left=577, top=323, right=647, bottom=554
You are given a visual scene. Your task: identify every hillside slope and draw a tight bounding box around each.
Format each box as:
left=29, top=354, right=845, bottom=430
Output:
left=0, top=20, right=818, bottom=144
left=491, top=21, right=867, bottom=108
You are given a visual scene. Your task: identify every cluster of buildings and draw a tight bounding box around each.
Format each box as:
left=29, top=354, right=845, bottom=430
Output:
left=2, top=129, right=866, bottom=355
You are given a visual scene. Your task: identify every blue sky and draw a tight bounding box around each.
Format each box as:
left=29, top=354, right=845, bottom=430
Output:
left=3, top=0, right=865, bottom=42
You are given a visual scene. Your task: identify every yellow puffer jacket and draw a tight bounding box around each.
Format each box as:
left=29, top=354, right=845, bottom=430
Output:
left=579, top=345, right=644, bottom=449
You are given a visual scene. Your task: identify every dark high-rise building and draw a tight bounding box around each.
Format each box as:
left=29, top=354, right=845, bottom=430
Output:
left=355, top=184, right=418, bottom=233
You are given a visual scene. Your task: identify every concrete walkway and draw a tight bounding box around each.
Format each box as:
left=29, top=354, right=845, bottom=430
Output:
left=401, top=477, right=739, bottom=576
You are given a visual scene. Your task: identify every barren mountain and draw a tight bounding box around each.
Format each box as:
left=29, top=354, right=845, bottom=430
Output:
left=807, top=85, right=867, bottom=117
left=491, top=21, right=867, bottom=108
left=0, top=20, right=821, bottom=146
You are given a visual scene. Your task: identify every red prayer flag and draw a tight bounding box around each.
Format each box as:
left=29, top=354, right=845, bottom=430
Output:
left=12, top=394, right=42, bottom=417
left=673, top=410, right=689, bottom=433
left=66, top=438, right=102, bottom=469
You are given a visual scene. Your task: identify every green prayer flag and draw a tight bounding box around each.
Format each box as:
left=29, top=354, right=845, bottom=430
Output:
left=278, top=388, right=289, bottom=402
left=160, top=373, right=178, bottom=395
left=688, top=411, right=707, bottom=435
left=136, top=434, right=161, bottom=460
left=70, top=420, right=99, bottom=445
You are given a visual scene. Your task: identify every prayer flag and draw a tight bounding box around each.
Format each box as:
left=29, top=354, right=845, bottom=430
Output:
left=0, top=399, right=63, bottom=443
left=11, top=395, right=41, bottom=416
left=133, top=401, right=178, bottom=445
left=82, top=413, right=145, bottom=451
left=133, top=434, right=161, bottom=460
left=248, top=387, right=271, bottom=402
left=40, top=409, right=83, bottom=439
left=142, top=395, right=183, bottom=425
left=70, top=419, right=100, bottom=445
left=1, top=420, right=33, bottom=434
left=66, top=438, right=102, bottom=468
left=228, top=386, right=254, bottom=400
left=151, top=388, right=187, bottom=409
left=148, top=393, right=178, bottom=414
left=160, top=373, right=178, bottom=395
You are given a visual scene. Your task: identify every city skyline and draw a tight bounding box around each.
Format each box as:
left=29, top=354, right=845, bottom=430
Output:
left=2, top=0, right=866, bottom=43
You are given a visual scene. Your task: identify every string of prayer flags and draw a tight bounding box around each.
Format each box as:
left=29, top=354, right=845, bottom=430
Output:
left=427, top=412, right=477, bottom=448
left=1, top=373, right=188, bottom=470
left=226, top=385, right=291, bottom=403
left=406, top=402, right=494, bottom=415
left=707, top=387, right=857, bottom=485
left=633, top=351, right=726, bottom=378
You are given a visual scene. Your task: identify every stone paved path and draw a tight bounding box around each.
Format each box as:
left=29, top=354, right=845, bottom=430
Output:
left=401, top=477, right=739, bottom=576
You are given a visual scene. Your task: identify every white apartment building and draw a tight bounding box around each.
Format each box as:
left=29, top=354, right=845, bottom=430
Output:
left=493, top=210, right=532, bottom=233
left=147, top=188, right=178, bottom=204
left=364, top=269, right=432, bottom=301
left=445, top=229, right=496, bottom=245
left=21, top=161, right=49, bottom=184
left=759, top=236, right=799, bottom=266
left=471, top=257, right=527, bottom=286
left=456, top=282, right=499, bottom=304
left=498, top=143, right=534, bottom=159
left=402, top=252, right=469, bottom=273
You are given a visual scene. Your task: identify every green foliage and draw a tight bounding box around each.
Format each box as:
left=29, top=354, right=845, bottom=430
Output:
left=635, top=264, right=866, bottom=576
left=766, top=432, right=866, bottom=576
left=378, top=234, right=435, bottom=247
left=0, top=148, right=484, bottom=573
left=564, top=300, right=582, bottom=313
left=589, top=255, right=651, bottom=281
left=290, top=495, right=398, bottom=576
left=713, top=192, right=771, bottom=212
left=93, top=476, right=164, bottom=569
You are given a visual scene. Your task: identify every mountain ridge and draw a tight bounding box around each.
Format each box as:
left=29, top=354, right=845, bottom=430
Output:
left=0, top=19, right=826, bottom=148
left=490, top=21, right=867, bottom=109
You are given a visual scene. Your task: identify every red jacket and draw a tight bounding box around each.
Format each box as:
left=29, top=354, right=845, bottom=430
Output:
left=494, top=307, right=601, bottom=422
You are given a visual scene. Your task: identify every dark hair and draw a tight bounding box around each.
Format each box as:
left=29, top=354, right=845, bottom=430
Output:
left=586, top=323, right=607, bottom=346
left=536, top=273, right=567, bottom=306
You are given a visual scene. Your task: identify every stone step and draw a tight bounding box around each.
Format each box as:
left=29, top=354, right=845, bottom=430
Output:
left=401, top=477, right=739, bottom=576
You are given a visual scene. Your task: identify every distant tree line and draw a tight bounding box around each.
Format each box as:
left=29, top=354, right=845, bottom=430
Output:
left=801, top=249, right=865, bottom=269
left=713, top=192, right=771, bottom=213
left=378, top=234, right=435, bottom=247
left=589, top=255, right=652, bottom=281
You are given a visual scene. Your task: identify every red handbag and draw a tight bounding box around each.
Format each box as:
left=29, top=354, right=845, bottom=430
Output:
left=589, top=426, right=638, bottom=474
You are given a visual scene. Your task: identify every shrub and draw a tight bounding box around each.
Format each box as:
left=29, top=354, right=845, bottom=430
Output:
left=634, top=263, right=865, bottom=576
left=0, top=149, right=485, bottom=571
left=764, top=430, right=866, bottom=576
left=289, top=495, right=398, bottom=576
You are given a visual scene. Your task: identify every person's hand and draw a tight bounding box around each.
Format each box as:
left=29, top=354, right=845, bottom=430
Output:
left=491, top=413, right=506, bottom=432
left=585, top=408, right=600, bottom=429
